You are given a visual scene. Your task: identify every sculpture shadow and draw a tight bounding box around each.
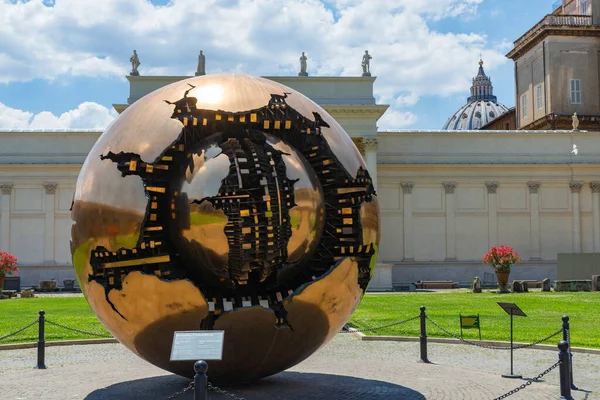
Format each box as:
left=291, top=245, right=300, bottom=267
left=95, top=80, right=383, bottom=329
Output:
left=84, top=371, right=425, bottom=400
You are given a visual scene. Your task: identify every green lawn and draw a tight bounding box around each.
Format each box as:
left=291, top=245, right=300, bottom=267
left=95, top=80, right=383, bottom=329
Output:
left=0, top=297, right=110, bottom=344
left=1, top=291, right=599, bottom=349
left=348, top=291, right=600, bottom=349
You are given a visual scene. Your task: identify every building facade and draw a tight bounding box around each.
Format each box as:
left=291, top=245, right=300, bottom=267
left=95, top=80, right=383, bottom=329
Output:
left=2, top=126, right=597, bottom=288
left=508, top=0, right=600, bottom=130
left=377, top=129, right=599, bottom=285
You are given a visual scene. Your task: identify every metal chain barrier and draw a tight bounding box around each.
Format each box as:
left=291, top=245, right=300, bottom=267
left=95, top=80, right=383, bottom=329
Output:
left=339, top=315, right=420, bottom=334
left=512, top=329, right=563, bottom=349
left=426, top=316, right=562, bottom=350
left=208, top=382, right=248, bottom=399
left=492, top=360, right=561, bottom=400
left=45, top=319, right=112, bottom=338
left=0, top=320, right=38, bottom=342
left=164, top=381, right=194, bottom=400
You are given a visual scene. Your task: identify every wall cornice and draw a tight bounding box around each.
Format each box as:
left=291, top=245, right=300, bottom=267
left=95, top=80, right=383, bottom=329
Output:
left=324, top=104, right=389, bottom=119
left=507, top=26, right=600, bottom=60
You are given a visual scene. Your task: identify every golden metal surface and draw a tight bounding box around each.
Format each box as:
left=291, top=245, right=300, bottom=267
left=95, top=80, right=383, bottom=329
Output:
left=71, top=73, right=379, bottom=384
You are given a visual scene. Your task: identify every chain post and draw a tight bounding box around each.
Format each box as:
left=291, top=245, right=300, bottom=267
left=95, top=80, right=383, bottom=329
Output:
left=562, top=315, right=577, bottom=390
left=558, top=341, right=573, bottom=400
left=419, top=306, right=430, bottom=363
left=562, top=315, right=569, bottom=343
left=35, top=310, right=47, bottom=370
left=194, top=360, right=208, bottom=400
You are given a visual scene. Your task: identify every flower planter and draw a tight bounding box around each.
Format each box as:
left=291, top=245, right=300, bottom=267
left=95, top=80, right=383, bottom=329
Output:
left=495, top=270, right=510, bottom=293
left=483, top=245, right=520, bottom=294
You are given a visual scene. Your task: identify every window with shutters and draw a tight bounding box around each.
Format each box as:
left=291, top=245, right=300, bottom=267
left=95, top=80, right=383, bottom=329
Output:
left=570, top=79, right=581, bottom=104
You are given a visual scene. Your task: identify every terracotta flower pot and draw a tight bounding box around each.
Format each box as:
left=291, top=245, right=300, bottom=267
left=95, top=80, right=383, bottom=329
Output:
left=495, top=269, right=510, bottom=293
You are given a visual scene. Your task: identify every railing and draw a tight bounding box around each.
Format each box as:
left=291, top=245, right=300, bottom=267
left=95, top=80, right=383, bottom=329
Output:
left=513, top=14, right=592, bottom=48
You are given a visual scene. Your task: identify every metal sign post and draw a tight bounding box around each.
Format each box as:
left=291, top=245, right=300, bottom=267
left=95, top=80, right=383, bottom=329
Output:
left=497, top=302, right=527, bottom=379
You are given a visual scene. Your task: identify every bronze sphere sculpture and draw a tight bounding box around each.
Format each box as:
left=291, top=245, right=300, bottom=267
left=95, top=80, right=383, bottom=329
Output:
left=71, top=74, right=379, bottom=384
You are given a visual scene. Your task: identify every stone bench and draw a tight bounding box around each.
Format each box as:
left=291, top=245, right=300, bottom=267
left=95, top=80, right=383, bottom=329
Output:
left=554, top=280, right=592, bottom=292
left=38, top=280, right=59, bottom=292
left=415, top=281, right=459, bottom=289
left=518, top=280, right=542, bottom=288
left=1, top=290, right=18, bottom=299
left=511, top=280, right=542, bottom=291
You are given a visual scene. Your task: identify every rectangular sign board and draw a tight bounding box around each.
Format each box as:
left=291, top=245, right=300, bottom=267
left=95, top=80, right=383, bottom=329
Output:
left=170, top=330, right=225, bottom=361
left=497, top=302, right=527, bottom=317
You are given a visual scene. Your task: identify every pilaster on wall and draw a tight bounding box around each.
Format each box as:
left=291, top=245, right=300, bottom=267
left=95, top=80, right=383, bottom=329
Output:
left=570, top=181, right=584, bottom=253
left=0, top=184, right=12, bottom=252
left=43, top=183, right=57, bottom=263
left=363, top=138, right=378, bottom=191
left=401, top=182, right=414, bottom=261
left=591, top=181, right=600, bottom=252
left=527, top=181, right=541, bottom=259
left=485, top=181, right=498, bottom=248
left=443, top=181, right=456, bottom=260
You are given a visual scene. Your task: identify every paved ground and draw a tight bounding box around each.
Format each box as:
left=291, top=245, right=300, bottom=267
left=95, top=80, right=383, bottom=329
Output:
left=1, top=335, right=598, bottom=400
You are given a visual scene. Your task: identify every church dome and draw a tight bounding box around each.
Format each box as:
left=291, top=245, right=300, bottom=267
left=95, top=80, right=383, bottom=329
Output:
left=442, top=60, right=509, bottom=130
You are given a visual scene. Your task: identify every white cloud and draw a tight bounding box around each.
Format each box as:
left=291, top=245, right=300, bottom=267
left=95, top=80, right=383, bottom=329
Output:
left=378, top=110, right=418, bottom=130
left=0, top=0, right=508, bottom=129
left=0, top=102, right=33, bottom=129
left=0, top=101, right=117, bottom=130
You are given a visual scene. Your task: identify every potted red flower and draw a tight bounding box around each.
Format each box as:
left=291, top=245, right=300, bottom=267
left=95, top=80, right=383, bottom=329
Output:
left=483, top=245, right=520, bottom=293
left=0, top=251, right=19, bottom=291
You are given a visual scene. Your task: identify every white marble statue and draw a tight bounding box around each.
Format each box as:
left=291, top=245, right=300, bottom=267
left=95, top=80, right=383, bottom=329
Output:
left=299, top=52, right=308, bottom=76
left=130, top=50, right=140, bottom=76
left=361, top=50, right=372, bottom=76
left=196, top=50, right=206, bottom=76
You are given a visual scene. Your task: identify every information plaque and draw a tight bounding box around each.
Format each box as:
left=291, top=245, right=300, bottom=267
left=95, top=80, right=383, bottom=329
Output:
left=170, top=330, right=225, bottom=361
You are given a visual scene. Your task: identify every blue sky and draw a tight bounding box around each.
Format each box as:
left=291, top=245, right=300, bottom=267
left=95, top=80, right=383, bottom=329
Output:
left=0, top=0, right=558, bottom=130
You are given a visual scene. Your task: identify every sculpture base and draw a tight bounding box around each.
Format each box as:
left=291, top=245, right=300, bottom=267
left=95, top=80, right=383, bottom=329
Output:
left=130, top=71, right=140, bottom=76
left=298, top=72, right=308, bottom=77
left=195, top=72, right=206, bottom=76
left=362, top=72, right=371, bottom=77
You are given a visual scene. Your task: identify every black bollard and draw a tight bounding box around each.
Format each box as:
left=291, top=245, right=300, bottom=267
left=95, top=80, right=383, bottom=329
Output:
left=558, top=340, right=573, bottom=400
left=562, top=315, right=578, bottom=390
left=194, top=360, right=208, bottom=400
left=36, top=310, right=46, bottom=369
left=419, top=306, right=430, bottom=363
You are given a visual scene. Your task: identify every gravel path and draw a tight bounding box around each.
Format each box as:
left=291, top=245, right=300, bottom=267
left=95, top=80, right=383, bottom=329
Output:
left=1, top=335, right=598, bottom=399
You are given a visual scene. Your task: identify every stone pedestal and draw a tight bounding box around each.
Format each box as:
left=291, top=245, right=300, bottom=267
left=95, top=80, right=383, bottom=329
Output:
left=511, top=281, right=523, bottom=293
left=592, top=275, right=600, bottom=291
left=472, top=277, right=482, bottom=293
left=368, top=263, right=393, bottom=292
left=542, top=278, right=551, bottom=292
